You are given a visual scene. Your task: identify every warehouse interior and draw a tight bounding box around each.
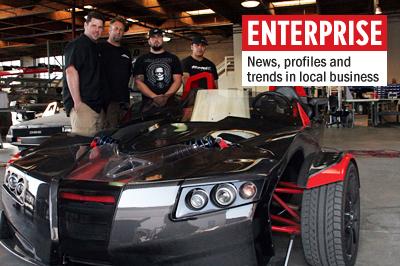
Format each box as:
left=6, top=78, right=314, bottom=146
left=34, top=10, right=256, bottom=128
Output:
left=0, top=0, right=400, bottom=266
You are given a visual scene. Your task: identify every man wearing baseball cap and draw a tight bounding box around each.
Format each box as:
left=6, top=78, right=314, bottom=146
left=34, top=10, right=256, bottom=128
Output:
left=181, top=35, right=218, bottom=90
left=133, top=28, right=182, bottom=112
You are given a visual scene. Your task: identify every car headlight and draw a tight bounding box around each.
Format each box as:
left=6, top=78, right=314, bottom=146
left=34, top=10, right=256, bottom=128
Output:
left=62, top=126, right=72, bottom=133
left=187, top=189, right=208, bottom=210
left=239, top=182, right=257, bottom=199
left=213, top=183, right=237, bottom=207
left=174, top=178, right=265, bottom=219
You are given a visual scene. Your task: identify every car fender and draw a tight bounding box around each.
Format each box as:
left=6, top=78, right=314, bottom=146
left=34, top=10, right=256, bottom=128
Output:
left=303, top=152, right=359, bottom=189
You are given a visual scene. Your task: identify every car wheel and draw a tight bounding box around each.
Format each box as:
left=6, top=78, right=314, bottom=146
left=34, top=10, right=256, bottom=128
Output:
left=301, top=162, right=360, bottom=266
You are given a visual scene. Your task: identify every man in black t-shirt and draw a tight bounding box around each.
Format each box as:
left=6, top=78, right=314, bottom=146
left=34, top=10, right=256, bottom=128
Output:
left=133, top=28, right=182, bottom=113
left=181, top=35, right=218, bottom=90
left=63, top=12, right=105, bottom=137
left=98, top=17, right=132, bottom=128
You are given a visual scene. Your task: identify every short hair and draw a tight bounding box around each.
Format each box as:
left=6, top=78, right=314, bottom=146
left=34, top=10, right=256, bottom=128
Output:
left=85, top=11, right=105, bottom=24
left=110, top=16, right=128, bottom=32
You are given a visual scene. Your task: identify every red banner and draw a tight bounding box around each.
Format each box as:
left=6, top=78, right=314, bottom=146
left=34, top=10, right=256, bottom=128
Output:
left=242, top=15, right=387, bottom=51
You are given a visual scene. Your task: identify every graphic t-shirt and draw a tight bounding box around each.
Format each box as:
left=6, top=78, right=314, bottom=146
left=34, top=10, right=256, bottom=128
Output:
left=181, top=56, right=218, bottom=89
left=133, top=51, right=182, bottom=101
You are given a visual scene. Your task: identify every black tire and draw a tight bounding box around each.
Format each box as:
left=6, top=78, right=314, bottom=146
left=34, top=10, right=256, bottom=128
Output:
left=301, top=162, right=360, bottom=266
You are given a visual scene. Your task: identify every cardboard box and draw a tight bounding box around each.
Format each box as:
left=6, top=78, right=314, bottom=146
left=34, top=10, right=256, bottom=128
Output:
left=381, top=115, right=399, bottom=123
left=353, top=114, right=369, bottom=127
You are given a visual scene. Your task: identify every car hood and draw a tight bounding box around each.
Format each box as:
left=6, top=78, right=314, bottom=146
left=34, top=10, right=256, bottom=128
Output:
left=11, top=117, right=300, bottom=183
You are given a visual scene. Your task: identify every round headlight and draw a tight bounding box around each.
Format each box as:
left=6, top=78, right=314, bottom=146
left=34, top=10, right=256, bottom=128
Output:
left=16, top=182, right=25, bottom=196
left=187, top=189, right=208, bottom=210
left=213, top=183, right=237, bottom=207
left=8, top=174, right=18, bottom=190
left=239, top=182, right=257, bottom=199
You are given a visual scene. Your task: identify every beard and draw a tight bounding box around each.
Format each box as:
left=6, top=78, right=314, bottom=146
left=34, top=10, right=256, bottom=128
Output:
left=112, top=36, right=122, bottom=43
left=151, top=44, right=163, bottom=51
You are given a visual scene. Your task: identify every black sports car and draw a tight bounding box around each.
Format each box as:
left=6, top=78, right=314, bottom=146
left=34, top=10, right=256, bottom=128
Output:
left=0, top=88, right=360, bottom=266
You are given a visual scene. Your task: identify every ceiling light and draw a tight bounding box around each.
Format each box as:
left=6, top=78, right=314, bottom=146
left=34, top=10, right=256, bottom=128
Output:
left=186, top=9, right=215, bottom=16
left=241, top=0, right=260, bottom=8
left=67, top=7, right=83, bottom=12
left=127, top=18, right=139, bottom=23
left=272, top=0, right=316, bottom=8
left=375, top=0, right=382, bottom=14
left=84, top=5, right=94, bottom=9
left=163, top=36, right=171, bottom=42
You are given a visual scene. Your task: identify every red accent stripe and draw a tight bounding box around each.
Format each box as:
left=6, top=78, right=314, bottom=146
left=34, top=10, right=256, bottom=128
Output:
left=271, top=225, right=300, bottom=235
left=90, top=139, right=97, bottom=148
left=271, top=214, right=299, bottom=226
left=182, top=72, right=215, bottom=100
left=278, top=181, right=303, bottom=189
left=60, top=192, right=115, bottom=204
left=0, top=67, right=62, bottom=77
left=275, top=187, right=304, bottom=194
left=297, top=102, right=311, bottom=128
left=294, top=86, right=307, bottom=97
left=7, top=152, right=21, bottom=165
left=68, top=158, right=108, bottom=181
left=306, top=153, right=354, bottom=189
left=292, top=105, right=299, bottom=118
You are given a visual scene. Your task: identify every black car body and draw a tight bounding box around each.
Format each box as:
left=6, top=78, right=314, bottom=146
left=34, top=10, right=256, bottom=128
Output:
left=0, top=89, right=360, bottom=266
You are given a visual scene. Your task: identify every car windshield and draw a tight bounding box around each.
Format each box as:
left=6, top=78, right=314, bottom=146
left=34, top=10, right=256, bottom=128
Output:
left=187, top=88, right=293, bottom=123
left=190, top=89, right=251, bottom=122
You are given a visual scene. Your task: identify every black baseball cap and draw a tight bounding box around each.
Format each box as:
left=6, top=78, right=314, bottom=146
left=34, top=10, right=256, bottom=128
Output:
left=148, top=28, right=164, bottom=38
left=192, top=35, right=208, bottom=45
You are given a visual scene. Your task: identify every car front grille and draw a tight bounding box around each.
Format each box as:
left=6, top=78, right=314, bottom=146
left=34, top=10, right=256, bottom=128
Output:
left=58, top=182, right=120, bottom=263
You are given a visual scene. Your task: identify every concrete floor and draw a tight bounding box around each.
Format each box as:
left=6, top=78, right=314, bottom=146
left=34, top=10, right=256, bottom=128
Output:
left=0, top=127, right=399, bottom=265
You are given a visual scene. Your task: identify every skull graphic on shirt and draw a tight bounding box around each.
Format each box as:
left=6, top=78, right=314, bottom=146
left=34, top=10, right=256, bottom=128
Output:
left=154, top=67, right=165, bottom=81
left=146, top=61, right=172, bottom=91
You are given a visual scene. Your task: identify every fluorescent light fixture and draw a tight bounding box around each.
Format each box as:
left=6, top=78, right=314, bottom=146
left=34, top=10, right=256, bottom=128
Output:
left=241, top=0, right=260, bottom=8
left=186, top=9, right=215, bottom=16
left=67, top=7, right=83, bottom=12
left=272, top=0, right=316, bottom=8
left=84, top=5, right=94, bottom=9
left=163, top=36, right=171, bottom=42
left=127, top=18, right=139, bottom=23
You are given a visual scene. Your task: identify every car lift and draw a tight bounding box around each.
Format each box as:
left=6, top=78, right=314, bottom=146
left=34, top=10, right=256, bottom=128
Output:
left=271, top=181, right=304, bottom=266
